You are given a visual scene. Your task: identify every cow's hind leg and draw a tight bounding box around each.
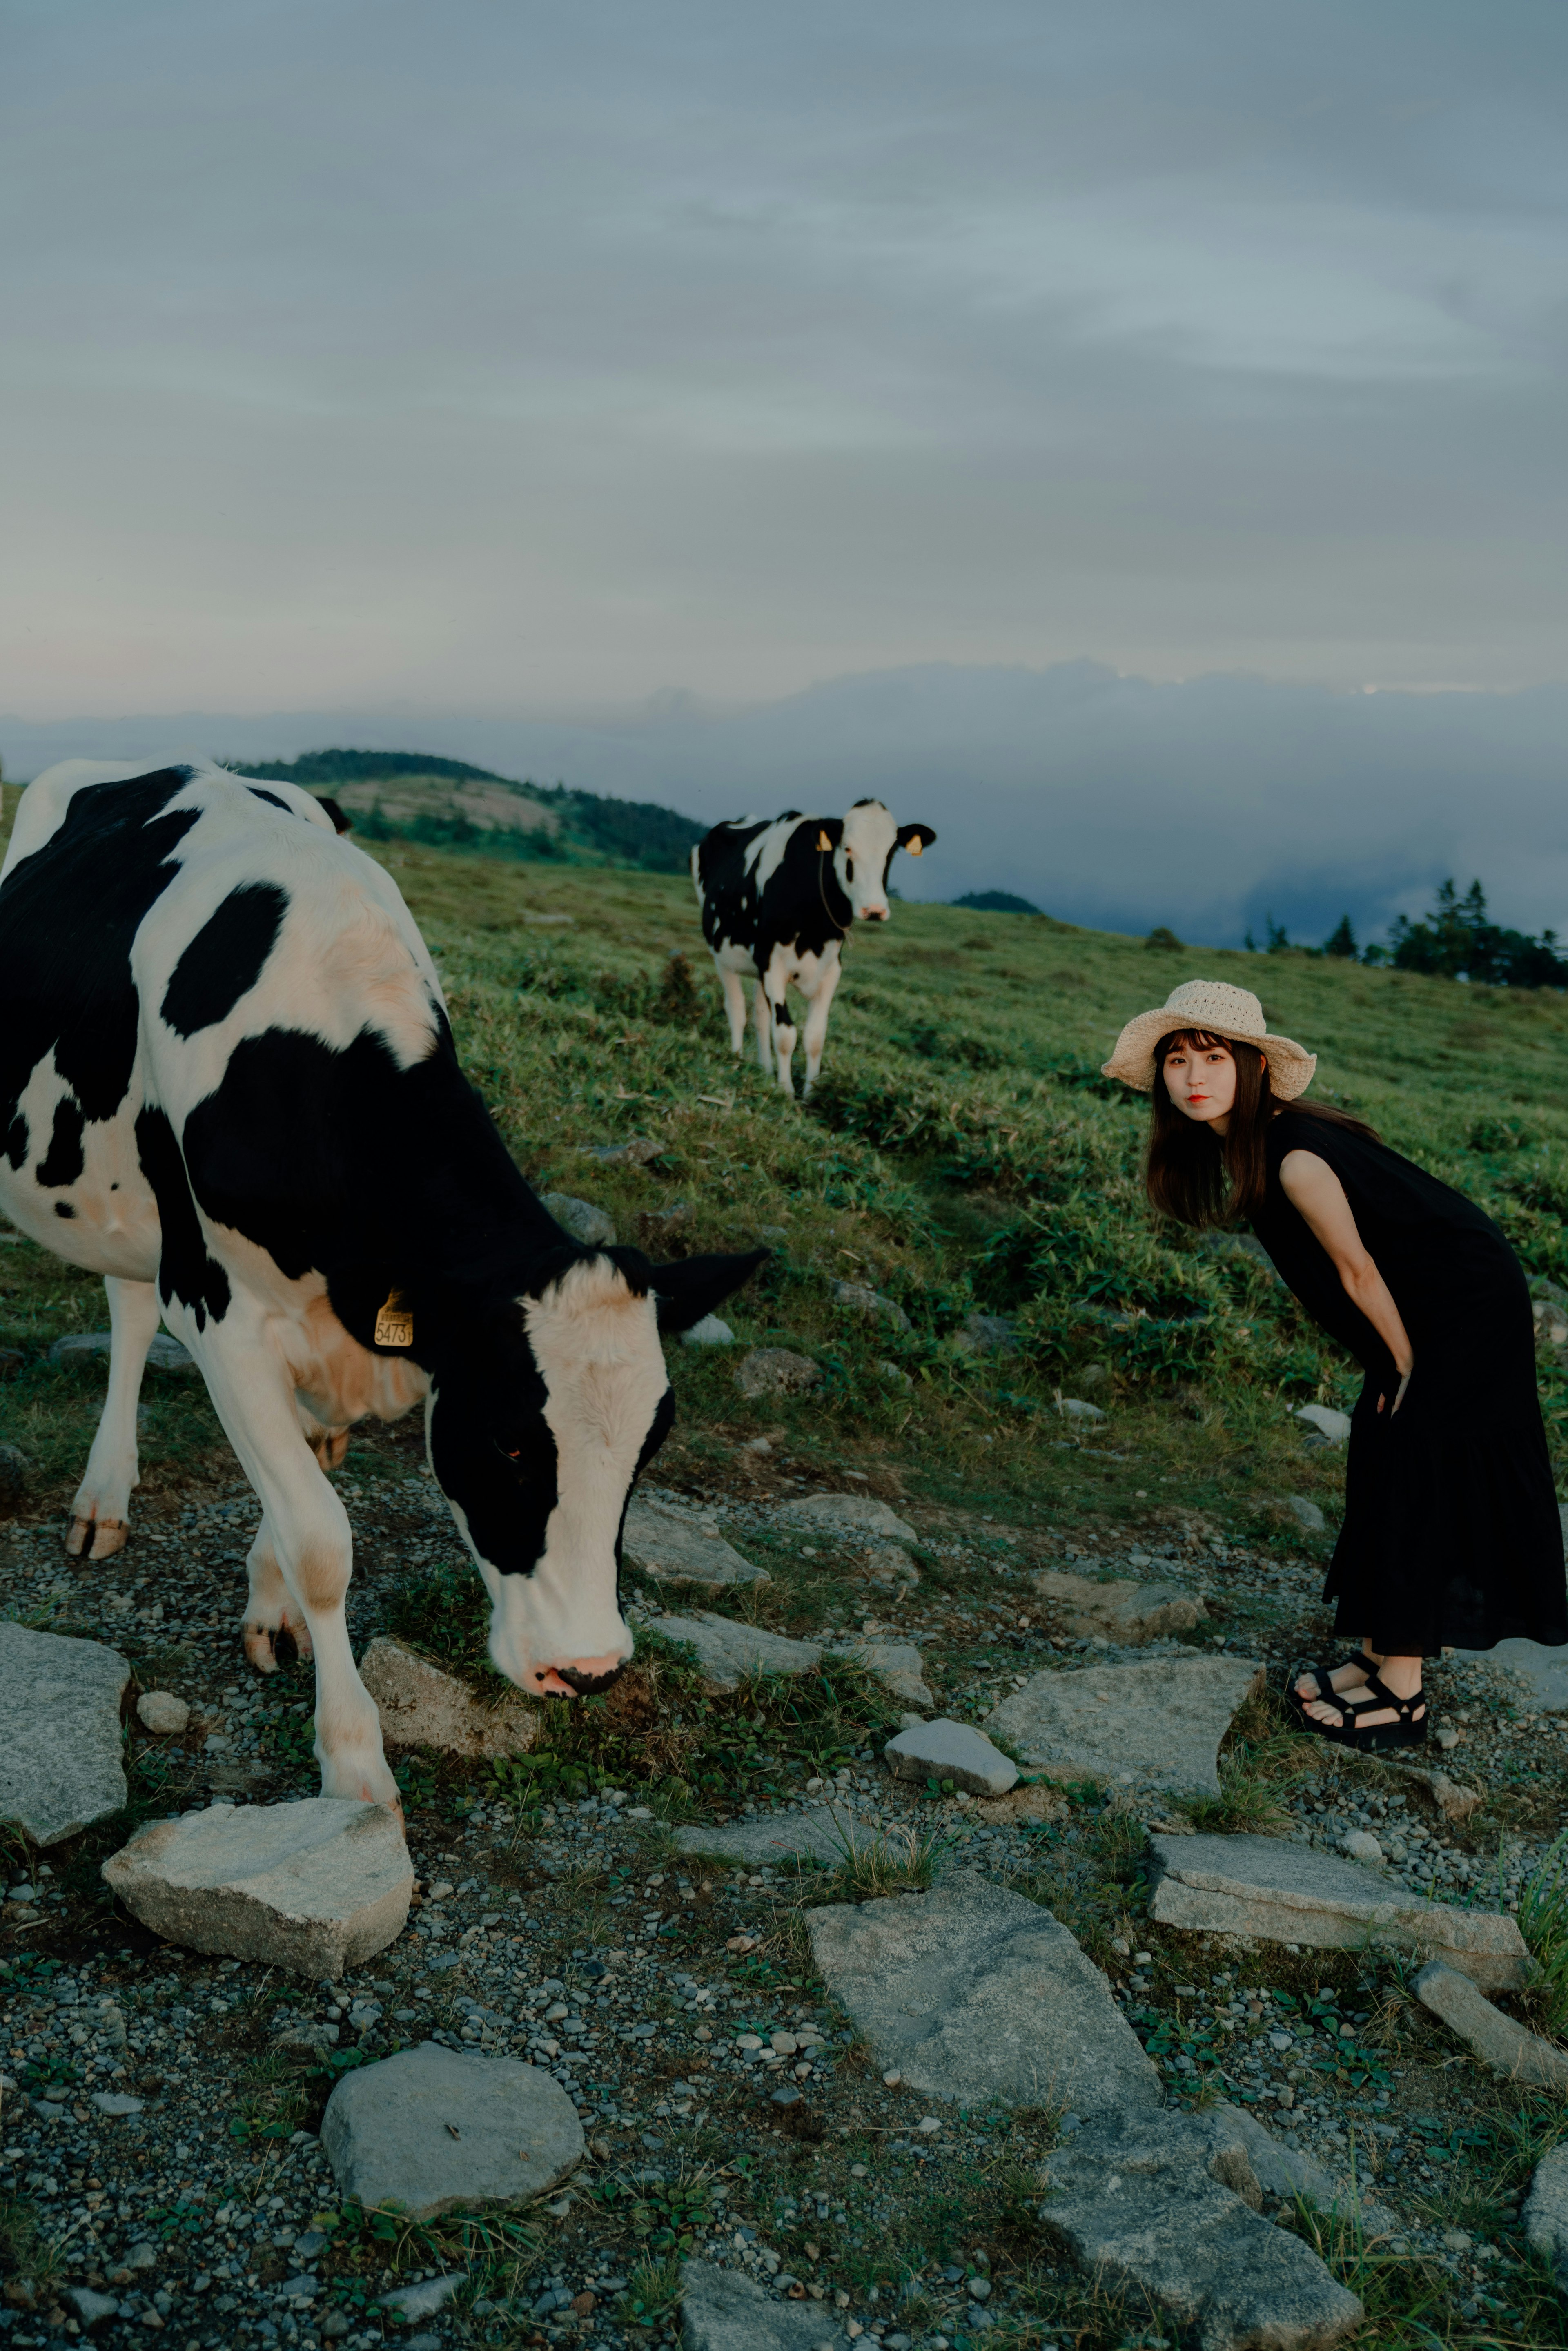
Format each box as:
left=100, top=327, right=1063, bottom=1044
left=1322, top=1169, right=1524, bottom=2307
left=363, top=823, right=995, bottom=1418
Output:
left=717, top=962, right=748, bottom=1056
left=243, top=1514, right=316, bottom=1672
left=67, top=1275, right=162, bottom=1560
left=194, top=1319, right=396, bottom=1809
left=770, top=992, right=799, bottom=1097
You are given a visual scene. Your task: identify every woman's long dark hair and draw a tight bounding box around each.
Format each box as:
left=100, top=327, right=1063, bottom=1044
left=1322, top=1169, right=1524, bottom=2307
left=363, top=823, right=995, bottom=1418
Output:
left=1146, top=1029, right=1379, bottom=1227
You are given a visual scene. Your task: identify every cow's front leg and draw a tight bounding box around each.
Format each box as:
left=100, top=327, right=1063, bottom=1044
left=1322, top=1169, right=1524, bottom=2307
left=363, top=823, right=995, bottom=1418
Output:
left=67, top=1275, right=162, bottom=1560
left=194, top=1325, right=397, bottom=1810
left=751, top=982, right=774, bottom=1076
left=717, top=962, right=748, bottom=1056
left=243, top=1515, right=316, bottom=1672
left=799, top=954, right=843, bottom=1099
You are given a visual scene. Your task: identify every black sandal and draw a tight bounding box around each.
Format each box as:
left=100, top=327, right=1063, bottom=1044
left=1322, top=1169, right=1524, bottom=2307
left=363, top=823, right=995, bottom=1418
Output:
left=1289, top=1653, right=1377, bottom=1713
left=1298, top=1670, right=1427, bottom=1752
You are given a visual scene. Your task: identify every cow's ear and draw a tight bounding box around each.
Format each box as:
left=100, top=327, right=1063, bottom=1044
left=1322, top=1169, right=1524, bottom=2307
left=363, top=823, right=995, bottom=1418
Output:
left=813, top=818, right=844, bottom=853
left=897, top=822, right=937, bottom=858
left=651, top=1247, right=770, bottom=1335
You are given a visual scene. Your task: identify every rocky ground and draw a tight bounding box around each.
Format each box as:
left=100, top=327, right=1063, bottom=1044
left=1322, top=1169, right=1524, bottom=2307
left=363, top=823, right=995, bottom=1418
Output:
left=4, top=1422, right=1568, bottom=2351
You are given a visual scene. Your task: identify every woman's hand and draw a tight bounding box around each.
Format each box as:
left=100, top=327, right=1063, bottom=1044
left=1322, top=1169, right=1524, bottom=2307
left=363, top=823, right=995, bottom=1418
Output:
left=1392, top=1364, right=1413, bottom=1415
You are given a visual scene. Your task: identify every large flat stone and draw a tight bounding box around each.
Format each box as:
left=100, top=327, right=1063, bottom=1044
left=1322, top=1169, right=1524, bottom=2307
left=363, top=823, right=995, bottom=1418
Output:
left=1414, top=1961, right=1568, bottom=2087
left=675, top=1803, right=888, bottom=1872
left=1524, top=2144, right=1568, bottom=2301
left=807, top=1874, right=1160, bottom=2118
left=1210, top=2104, right=1395, bottom=2238
left=648, top=1613, right=821, bottom=1691
left=358, top=1636, right=540, bottom=1758
left=983, top=1656, right=1264, bottom=1798
left=777, top=1492, right=917, bottom=1544
left=101, top=1798, right=412, bottom=1973
left=1150, top=1832, right=1534, bottom=1990
left=1038, top=2109, right=1363, bottom=2351
left=0, top=1621, right=130, bottom=1846
left=1453, top=1637, right=1568, bottom=1711
left=884, top=1719, right=1017, bottom=1796
left=1032, top=1571, right=1207, bottom=1644
left=624, top=1498, right=770, bottom=1590
left=48, top=1330, right=193, bottom=1371
left=681, top=2259, right=845, bottom=2350
left=321, top=2042, right=581, bottom=2219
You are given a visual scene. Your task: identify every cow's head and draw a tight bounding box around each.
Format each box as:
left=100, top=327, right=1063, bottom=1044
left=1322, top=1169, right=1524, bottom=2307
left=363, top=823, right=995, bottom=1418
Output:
left=425, top=1245, right=765, bottom=1699
left=822, top=800, right=938, bottom=922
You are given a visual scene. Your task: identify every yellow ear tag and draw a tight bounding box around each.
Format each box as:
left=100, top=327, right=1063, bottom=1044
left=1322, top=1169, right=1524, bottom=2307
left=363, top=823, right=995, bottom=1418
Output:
left=375, top=1289, right=414, bottom=1348
left=908, top=837, right=923, bottom=855
left=816, top=829, right=833, bottom=852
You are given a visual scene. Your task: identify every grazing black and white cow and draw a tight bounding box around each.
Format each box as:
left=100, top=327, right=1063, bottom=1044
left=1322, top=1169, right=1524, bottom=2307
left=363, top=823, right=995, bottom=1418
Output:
left=0, top=761, right=763, bottom=1807
left=691, top=800, right=936, bottom=1096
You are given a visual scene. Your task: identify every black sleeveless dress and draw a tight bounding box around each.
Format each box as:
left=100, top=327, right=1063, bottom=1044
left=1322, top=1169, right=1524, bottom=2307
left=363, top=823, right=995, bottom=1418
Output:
left=1250, top=1105, right=1567, bottom=1656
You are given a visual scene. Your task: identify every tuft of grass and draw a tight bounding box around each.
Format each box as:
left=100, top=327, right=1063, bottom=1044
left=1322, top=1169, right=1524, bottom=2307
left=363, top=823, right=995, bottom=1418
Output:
left=615, top=2251, right=684, bottom=2328
left=1518, top=1827, right=1568, bottom=2039
left=815, top=1815, right=954, bottom=1901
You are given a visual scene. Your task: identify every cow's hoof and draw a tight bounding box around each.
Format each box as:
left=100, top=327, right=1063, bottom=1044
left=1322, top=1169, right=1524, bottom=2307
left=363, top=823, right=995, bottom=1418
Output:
left=244, top=1618, right=316, bottom=1672
left=67, top=1514, right=127, bottom=1559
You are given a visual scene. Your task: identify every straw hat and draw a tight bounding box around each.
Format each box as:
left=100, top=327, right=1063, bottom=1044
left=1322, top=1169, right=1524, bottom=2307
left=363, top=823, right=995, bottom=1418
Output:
left=1102, top=978, right=1317, bottom=1100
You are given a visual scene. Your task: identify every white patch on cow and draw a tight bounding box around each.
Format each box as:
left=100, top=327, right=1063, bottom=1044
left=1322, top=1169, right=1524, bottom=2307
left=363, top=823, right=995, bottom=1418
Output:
left=750, top=815, right=807, bottom=891
left=483, top=1257, right=663, bottom=1696
left=835, top=800, right=900, bottom=921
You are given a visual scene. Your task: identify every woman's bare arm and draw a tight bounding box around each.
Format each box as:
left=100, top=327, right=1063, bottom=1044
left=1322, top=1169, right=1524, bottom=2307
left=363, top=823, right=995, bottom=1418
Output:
left=1279, top=1148, right=1413, bottom=1405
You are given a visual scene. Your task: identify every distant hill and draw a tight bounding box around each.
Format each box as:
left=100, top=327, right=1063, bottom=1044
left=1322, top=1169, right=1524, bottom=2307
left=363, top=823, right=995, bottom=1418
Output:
left=234, top=748, right=706, bottom=875
left=951, top=889, right=1041, bottom=915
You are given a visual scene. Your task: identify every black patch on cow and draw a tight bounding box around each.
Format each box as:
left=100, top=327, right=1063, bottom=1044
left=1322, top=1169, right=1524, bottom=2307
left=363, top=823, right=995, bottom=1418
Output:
left=36, top=1097, right=85, bottom=1189
left=134, top=1105, right=232, bottom=1330
left=316, top=796, right=351, bottom=834
left=427, top=1310, right=560, bottom=1579
left=247, top=787, right=291, bottom=813
left=160, top=882, right=289, bottom=1038
left=0, top=768, right=200, bottom=1138
left=5, top=1113, right=27, bottom=1172
left=54, top=1201, right=76, bottom=1219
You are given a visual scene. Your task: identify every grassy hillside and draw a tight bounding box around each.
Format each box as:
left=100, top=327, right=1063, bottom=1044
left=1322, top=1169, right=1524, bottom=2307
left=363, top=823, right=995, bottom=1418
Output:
left=6, top=774, right=1567, bottom=1554
left=235, top=748, right=706, bottom=874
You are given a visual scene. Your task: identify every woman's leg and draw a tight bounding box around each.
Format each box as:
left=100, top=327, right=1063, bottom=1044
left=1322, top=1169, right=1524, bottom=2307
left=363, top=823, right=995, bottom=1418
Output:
left=1294, top=1640, right=1382, bottom=1704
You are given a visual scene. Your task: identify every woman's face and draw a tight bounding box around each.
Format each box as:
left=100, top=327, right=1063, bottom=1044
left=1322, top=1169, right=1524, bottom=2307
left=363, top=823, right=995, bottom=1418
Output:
left=1163, top=1036, right=1239, bottom=1130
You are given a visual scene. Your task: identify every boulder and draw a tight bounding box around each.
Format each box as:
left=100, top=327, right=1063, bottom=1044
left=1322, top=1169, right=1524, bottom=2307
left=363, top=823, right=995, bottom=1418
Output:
left=734, top=1348, right=820, bottom=1400
left=1452, top=1636, right=1568, bottom=1712
left=1283, top=1496, right=1327, bottom=1533
left=1150, top=1832, right=1534, bottom=1990
left=883, top=1719, right=1018, bottom=1797
left=136, top=1690, right=191, bottom=1736
left=541, top=1192, right=617, bottom=1247
left=624, top=1496, right=769, bottom=1589
left=777, top=1492, right=918, bottom=1544
left=831, top=1279, right=912, bottom=1333
left=1031, top=1571, right=1207, bottom=1644
left=982, top=1656, right=1264, bottom=1798
left=0, top=1621, right=130, bottom=1846
left=681, top=1316, right=735, bottom=1347
left=675, top=1802, right=889, bottom=1872
left=807, top=1874, right=1161, bottom=2118
left=47, top=1330, right=192, bottom=1371
left=834, top=1638, right=933, bottom=1711
left=101, top=1797, right=412, bottom=1973
left=358, top=1636, right=540, bottom=1758
left=321, top=2042, right=581, bottom=2219
left=1037, top=2109, right=1363, bottom=2351
left=680, top=2258, right=844, bottom=2350
left=1056, top=1397, right=1105, bottom=1422
left=955, top=1311, right=1016, bottom=1356
left=1295, top=1404, right=1352, bottom=1446
left=1209, top=2102, right=1395, bottom=2237
left=588, top=1136, right=662, bottom=1165
left=1523, top=2144, right=1568, bottom=2301
left=1413, top=1961, right=1568, bottom=2086
left=648, top=1613, right=821, bottom=1691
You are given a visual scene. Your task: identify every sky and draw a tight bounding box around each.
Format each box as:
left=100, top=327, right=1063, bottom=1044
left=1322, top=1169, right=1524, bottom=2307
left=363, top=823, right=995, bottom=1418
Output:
left=4, top=2, right=1568, bottom=937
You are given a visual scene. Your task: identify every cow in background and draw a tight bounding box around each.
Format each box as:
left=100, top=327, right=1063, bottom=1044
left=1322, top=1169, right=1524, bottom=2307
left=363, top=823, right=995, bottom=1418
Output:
left=691, top=800, right=937, bottom=1096
left=0, top=759, right=764, bottom=1807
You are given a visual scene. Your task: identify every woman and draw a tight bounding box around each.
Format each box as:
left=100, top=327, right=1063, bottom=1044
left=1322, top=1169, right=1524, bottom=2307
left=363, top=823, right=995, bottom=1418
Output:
left=1102, top=978, right=1568, bottom=1751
